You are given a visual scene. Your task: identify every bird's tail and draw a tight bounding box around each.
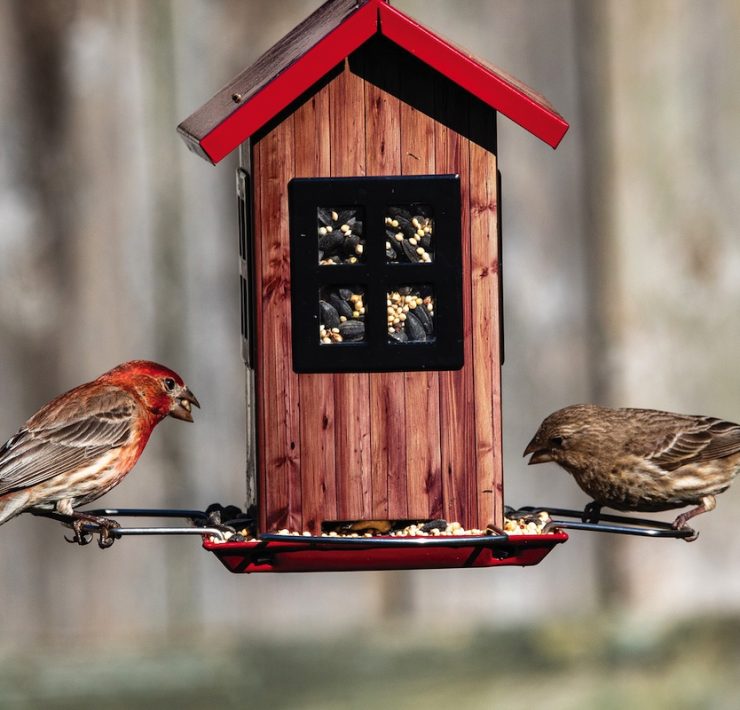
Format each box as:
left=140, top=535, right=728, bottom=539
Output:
left=0, top=492, right=30, bottom=526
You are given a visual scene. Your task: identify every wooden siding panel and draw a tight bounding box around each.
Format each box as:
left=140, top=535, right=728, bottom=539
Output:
left=256, top=115, right=302, bottom=531
left=364, top=58, right=405, bottom=520
left=399, top=61, right=443, bottom=519
left=469, top=108, right=503, bottom=529
left=294, top=85, right=336, bottom=534
left=434, top=84, right=477, bottom=529
left=329, top=63, right=372, bottom=520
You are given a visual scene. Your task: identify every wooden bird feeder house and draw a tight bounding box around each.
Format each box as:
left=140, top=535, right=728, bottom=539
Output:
left=177, top=0, right=574, bottom=572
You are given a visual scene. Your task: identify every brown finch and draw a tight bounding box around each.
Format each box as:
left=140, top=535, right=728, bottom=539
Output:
left=0, top=361, right=199, bottom=545
left=524, top=404, right=740, bottom=537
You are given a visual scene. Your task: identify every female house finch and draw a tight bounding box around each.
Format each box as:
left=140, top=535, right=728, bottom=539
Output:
left=524, top=404, right=740, bottom=539
left=0, top=360, right=199, bottom=546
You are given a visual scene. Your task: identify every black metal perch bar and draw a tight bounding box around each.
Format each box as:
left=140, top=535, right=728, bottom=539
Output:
left=29, top=508, right=230, bottom=543
left=29, top=505, right=696, bottom=549
left=510, top=506, right=696, bottom=539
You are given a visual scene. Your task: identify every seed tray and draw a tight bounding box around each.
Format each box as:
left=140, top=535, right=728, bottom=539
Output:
left=203, top=530, right=568, bottom=573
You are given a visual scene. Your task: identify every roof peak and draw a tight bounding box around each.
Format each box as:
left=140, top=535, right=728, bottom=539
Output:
left=178, top=0, right=568, bottom=163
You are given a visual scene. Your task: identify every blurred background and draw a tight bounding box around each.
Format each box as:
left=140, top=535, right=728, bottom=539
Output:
left=1, top=0, right=740, bottom=707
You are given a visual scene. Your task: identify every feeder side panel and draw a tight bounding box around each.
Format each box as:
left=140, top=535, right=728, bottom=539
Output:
left=328, top=63, right=373, bottom=520
left=434, top=81, right=477, bottom=528
left=364, top=48, right=404, bottom=521
left=252, top=140, right=267, bottom=533
left=294, top=83, right=337, bottom=534
left=470, top=107, right=503, bottom=530
left=254, top=115, right=302, bottom=531
left=398, top=54, right=444, bottom=520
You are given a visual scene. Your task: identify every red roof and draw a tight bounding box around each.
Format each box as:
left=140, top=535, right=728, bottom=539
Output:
left=178, top=0, right=569, bottom=164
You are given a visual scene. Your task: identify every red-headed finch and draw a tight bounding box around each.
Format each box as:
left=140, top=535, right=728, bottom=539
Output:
left=0, top=360, right=199, bottom=546
left=524, top=404, right=740, bottom=539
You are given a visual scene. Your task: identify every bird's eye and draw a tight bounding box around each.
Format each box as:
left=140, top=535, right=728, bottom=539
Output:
left=550, top=435, right=564, bottom=448
left=164, top=377, right=176, bottom=391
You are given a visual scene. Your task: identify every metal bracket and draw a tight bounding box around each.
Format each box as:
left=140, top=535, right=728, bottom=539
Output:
left=510, top=506, right=696, bottom=540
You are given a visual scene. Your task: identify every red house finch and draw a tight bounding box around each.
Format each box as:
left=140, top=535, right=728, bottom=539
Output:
left=0, top=360, right=199, bottom=546
left=524, top=404, right=740, bottom=539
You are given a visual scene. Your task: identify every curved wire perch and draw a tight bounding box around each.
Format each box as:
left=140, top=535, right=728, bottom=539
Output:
left=510, top=506, right=696, bottom=540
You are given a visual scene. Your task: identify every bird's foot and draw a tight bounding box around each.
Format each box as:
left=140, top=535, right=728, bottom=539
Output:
left=582, top=501, right=602, bottom=524
left=64, top=513, right=120, bottom=549
left=65, top=519, right=94, bottom=546
left=96, top=518, right=121, bottom=549
left=671, top=514, right=699, bottom=543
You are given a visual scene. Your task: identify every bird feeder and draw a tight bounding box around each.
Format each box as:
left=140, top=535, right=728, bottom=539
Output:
left=176, top=0, right=574, bottom=572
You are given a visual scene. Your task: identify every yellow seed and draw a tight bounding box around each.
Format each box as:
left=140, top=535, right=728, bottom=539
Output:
left=387, top=306, right=394, bottom=315
left=326, top=225, right=333, bottom=233
left=331, top=210, right=338, bottom=221
left=391, top=219, right=399, bottom=228
left=339, top=315, right=347, bottom=322
left=340, top=223, right=350, bottom=233
left=409, top=237, right=418, bottom=245
left=318, top=227, right=327, bottom=236
left=416, top=229, right=425, bottom=238
left=331, top=327, right=340, bottom=334
left=412, top=217, right=420, bottom=229
left=399, top=313, right=406, bottom=321
left=355, top=244, right=363, bottom=254
left=395, top=233, right=403, bottom=241
left=385, top=241, right=391, bottom=249
left=427, top=303, right=433, bottom=311
left=335, top=335, right=343, bottom=342
left=359, top=307, right=365, bottom=314
left=348, top=256, right=357, bottom=263
left=416, top=247, right=424, bottom=255
left=352, top=310, right=360, bottom=318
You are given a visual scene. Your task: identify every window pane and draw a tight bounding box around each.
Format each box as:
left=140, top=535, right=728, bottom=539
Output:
left=384, top=205, right=433, bottom=263
left=318, top=207, right=365, bottom=265
left=386, top=285, right=435, bottom=343
left=319, top=286, right=366, bottom=344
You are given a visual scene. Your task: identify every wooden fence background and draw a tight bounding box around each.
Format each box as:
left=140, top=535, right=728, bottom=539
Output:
left=1, top=0, right=739, bottom=653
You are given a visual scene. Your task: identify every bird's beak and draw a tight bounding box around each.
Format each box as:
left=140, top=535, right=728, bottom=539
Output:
left=170, top=386, right=200, bottom=423
left=523, top=436, right=554, bottom=465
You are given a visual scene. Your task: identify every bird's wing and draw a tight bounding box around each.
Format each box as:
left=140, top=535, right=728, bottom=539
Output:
left=647, top=417, right=740, bottom=471
left=0, top=385, right=135, bottom=496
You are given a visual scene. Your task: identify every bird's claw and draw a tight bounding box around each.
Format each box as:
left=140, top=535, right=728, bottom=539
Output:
left=65, top=520, right=94, bottom=546
left=63, top=515, right=120, bottom=548
left=97, top=519, right=121, bottom=549
left=672, top=517, right=698, bottom=542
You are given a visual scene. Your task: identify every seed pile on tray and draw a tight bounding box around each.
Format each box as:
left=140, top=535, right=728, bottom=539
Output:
left=385, top=205, right=433, bottom=263
left=208, top=513, right=553, bottom=543
left=319, top=287, right=366, bottom=344
left=318, top=207, right=364, bottom=265
left=387, top=286, right=435, bottom=343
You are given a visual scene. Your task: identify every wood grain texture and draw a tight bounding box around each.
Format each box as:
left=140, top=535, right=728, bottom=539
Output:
left=399, top=58, right=443, bottom=519
left=255, top=115, right=302, bottom=531
left=469, top=106, right=503, bottom=529
left=294, top=85, right=336, bottom=533
left=329, top=62, right=372, bottom=520
left=435, top=82, right=477, bottom=529
left=364, top=55, right=405, bottom=520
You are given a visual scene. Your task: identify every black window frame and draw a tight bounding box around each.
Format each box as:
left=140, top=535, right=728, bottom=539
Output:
left=289, top=174, right=463, bottom=373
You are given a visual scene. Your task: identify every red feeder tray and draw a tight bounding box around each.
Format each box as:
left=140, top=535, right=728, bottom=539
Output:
left=203, top=532, right=568, bottom=573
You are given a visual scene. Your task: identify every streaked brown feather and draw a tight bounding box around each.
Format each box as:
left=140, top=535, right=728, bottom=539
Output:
left=0, top=384, right=135, bottom=496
